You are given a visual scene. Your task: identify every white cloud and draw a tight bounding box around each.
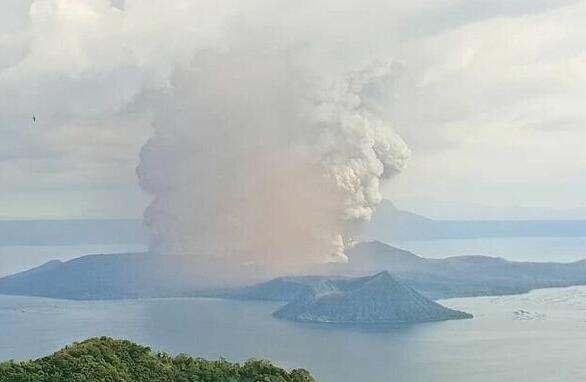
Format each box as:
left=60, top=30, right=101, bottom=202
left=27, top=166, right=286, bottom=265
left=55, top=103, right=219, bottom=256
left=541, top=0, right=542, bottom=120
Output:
left=386, top=1, right=586, bottom=211
left=0, top=0, right=235, bottom=217
left=1, top=0, right=586, bottom=218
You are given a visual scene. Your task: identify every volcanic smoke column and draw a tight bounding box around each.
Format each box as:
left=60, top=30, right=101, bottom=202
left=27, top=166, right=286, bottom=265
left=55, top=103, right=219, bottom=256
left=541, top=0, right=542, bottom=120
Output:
left=137, top=48, right=410, bottom=276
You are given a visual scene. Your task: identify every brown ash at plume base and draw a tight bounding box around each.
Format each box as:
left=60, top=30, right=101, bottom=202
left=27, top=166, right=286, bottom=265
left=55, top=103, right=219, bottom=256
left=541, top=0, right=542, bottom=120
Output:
left=137, top=39, right=410, bottom=281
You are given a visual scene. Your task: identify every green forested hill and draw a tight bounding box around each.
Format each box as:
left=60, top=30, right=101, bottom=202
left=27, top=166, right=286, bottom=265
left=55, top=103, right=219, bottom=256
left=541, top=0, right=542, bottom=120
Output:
left=0, top=337, right=315, bottom=382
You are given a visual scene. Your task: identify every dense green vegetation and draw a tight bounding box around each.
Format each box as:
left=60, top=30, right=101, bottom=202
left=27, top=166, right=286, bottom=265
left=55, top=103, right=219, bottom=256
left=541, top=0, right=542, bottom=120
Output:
left=0, top=337, right=316, bottom=382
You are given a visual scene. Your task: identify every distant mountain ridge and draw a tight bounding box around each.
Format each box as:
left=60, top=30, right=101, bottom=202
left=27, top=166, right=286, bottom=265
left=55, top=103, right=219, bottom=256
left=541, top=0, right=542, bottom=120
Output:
left=2, top=241, right=586, bottom=301
left=2, top=205, right=585, bottom=247
left=3, top=204, right=586, bottom=247
left=363, top=200, right=586, bottom=241
left=0, top=253, right=197, bottom=300
left=345, top=241, right=586, bottom=299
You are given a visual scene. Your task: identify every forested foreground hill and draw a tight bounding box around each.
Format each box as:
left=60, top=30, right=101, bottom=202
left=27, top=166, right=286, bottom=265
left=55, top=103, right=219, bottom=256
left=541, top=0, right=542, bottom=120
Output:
left=0, top=337, right=316, bottom=382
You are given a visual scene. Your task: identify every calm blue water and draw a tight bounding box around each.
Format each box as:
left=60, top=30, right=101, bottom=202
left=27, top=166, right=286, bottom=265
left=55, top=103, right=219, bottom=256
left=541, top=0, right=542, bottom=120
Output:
left=1, top=240, right=586, bottom=381
left=389, top=237, right=586, bottom=263
left=2, top=287, right=586, bottom=382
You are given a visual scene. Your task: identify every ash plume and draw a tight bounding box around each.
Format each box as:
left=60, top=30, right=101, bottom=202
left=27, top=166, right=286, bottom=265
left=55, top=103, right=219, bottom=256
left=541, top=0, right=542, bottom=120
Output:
left=137, top=36, right=410, bottom=279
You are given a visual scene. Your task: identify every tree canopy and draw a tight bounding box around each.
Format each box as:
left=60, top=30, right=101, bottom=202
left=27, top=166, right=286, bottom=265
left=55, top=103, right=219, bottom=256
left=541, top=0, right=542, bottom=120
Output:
left=0, top=337, right=316, bottom=382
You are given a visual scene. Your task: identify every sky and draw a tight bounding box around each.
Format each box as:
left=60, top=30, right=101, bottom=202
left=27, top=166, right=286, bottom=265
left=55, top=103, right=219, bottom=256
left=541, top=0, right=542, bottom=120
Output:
left=1, top=0, right=586, bottom=220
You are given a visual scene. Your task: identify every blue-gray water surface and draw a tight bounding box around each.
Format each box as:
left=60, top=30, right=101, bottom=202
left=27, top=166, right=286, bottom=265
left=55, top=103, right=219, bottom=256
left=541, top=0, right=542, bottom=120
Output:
left=2, top=286, right=586, bottom=382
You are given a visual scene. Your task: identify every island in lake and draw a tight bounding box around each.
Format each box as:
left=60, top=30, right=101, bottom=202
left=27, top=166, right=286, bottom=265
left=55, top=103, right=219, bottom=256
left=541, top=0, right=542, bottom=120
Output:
left=271, top=271, right=472, bottom=324
left=4, top=241, right=586, bottom=302
left=6, top=239, right=586, bottom=325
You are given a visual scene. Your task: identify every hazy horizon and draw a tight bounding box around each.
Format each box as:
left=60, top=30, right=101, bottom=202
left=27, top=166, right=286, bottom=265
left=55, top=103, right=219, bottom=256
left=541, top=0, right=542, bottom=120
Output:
left=3, top=198, right=586, bottom=221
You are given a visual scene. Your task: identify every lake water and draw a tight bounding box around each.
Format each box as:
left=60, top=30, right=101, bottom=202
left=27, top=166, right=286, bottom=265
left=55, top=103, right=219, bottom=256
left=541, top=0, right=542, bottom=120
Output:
left=2, top=286, right=586, bottom=382
left=389, top=237, right=586, bottom=263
